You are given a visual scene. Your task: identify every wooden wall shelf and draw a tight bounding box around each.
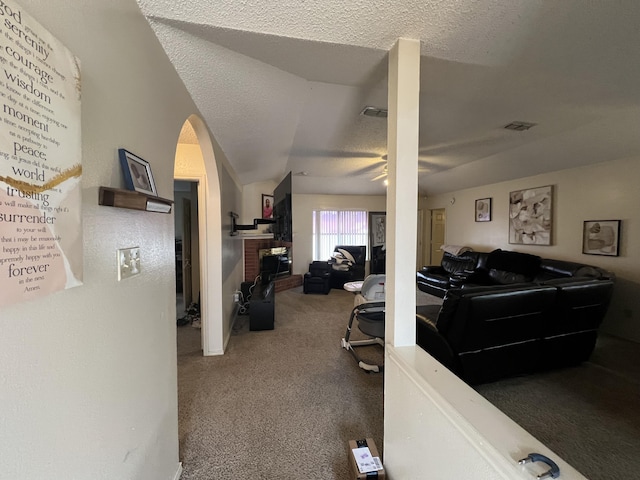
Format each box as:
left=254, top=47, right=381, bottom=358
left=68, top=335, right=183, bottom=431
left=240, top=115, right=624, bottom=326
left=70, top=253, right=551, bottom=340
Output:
left=99, top=186, right=173, bottom=213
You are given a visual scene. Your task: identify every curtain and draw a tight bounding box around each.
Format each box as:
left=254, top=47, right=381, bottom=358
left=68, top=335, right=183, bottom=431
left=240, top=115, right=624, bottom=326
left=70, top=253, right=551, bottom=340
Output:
left=312, top=210, right=368, bottom=261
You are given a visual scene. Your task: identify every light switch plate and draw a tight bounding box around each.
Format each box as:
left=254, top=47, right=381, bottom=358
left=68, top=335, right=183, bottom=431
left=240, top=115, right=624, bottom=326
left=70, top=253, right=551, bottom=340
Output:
left=118, top=247, right=141, bottom=280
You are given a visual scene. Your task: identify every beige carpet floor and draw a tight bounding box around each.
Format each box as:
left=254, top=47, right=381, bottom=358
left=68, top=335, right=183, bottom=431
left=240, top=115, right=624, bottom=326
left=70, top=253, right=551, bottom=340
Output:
left=177, top=286, right=640, bottom=479
left=177, top=286, right=388, bottom=479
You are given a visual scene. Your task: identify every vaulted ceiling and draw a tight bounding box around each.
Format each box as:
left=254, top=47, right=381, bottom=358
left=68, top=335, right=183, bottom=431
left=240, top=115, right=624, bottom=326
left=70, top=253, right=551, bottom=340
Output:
left=137, top=0, right=640, bottom=196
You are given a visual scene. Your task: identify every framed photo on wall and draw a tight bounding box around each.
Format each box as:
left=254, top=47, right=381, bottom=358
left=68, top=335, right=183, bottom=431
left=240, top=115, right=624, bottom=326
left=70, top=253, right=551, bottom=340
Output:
left=475, top=198, right=491, bottom=222
left=509, top=185, right=553, bottom=245
left=369, top=211, right=386, bottom=247
left=262, top=194, right=274, bottom=219
left=369, top=211, right=386, bottom=274
left=583, top=220, right=620, bottom=256
left=119, top=148, right=157, bottom=196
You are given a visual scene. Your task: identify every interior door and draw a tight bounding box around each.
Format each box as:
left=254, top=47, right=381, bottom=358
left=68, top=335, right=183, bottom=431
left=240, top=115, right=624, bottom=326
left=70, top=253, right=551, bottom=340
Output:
left=182, top=198, right=193, bottom=308
left=430, top=208, right=446, bottom=265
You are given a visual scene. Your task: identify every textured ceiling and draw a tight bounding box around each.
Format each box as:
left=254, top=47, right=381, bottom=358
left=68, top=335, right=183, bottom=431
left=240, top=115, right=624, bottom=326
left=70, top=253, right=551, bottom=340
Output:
left=137, top=0, right=640, bottom=196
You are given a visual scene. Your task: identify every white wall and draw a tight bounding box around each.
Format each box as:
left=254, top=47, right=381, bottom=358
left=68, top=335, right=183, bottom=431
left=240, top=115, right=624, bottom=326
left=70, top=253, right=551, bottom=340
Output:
left=424, top=156, right=640, bottom=342
left=0, top=1, right=241, bottom=479
left=291, top=193, right=386, bottom=275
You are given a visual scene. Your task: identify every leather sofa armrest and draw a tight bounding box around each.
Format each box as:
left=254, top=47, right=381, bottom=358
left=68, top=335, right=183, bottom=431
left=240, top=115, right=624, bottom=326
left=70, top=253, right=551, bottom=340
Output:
left=416, top=314, right=457, bottom=372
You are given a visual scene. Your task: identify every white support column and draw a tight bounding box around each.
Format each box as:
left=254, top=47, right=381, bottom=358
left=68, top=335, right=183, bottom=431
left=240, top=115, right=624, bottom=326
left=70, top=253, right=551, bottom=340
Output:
left=385, top=38, right=420, bottom=347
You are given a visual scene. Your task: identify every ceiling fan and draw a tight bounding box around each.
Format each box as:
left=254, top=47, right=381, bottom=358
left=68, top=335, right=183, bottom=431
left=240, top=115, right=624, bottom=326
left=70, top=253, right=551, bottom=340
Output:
left=368, top=157, right=432, bottom=183
left=291, top=148, right=431, bottom=180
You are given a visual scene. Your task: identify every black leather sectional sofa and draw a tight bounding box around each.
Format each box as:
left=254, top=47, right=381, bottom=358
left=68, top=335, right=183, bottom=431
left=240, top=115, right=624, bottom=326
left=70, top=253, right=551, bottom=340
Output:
left=415, top=249, right=615, bottom=384
left=417, top=249, right=613, bottom=298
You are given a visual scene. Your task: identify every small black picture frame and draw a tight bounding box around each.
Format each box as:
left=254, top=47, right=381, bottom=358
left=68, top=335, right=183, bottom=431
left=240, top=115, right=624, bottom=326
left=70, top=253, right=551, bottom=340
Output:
left=582, top=220, right=620, bottom=256
left=119, top=148, right=157, bottom=196
left=475, top=198, right=491, bottom=222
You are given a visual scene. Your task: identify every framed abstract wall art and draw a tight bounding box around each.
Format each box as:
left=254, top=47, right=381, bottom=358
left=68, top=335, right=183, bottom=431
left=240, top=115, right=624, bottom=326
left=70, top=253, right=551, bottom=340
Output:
left=508, top=185, right=553, bottom=245
left=582, top=220, right=620, bottom=256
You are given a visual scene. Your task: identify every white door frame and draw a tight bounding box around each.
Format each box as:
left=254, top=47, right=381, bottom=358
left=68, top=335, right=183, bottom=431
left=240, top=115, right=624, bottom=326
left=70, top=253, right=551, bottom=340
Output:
left=175, top=114, right=224, bottom=356
left=174, top=174, right=208, bottom=351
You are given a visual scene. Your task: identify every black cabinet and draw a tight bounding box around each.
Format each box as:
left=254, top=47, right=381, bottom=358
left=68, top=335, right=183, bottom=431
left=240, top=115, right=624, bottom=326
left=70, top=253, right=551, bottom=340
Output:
left=249, top=282, right=275, bottom=331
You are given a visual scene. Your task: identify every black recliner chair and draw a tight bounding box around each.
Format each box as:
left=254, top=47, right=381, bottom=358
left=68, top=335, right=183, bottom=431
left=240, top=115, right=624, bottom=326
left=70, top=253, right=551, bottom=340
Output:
left=328, top=245, right=366, bottom=289
left=303, top=261, right=331, bottom=294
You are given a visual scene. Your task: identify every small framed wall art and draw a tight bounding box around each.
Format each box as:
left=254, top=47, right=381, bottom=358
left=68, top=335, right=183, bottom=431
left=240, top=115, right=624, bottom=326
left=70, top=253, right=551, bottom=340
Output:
left=262, top=194, right=274, bottom=219
left=119, top=148, right=157, bottom=196
left=475, top=198, right=492, bottom=222
left=582, top=220, right=620, bottom=256
left=369, top=211, right=386, bottom=247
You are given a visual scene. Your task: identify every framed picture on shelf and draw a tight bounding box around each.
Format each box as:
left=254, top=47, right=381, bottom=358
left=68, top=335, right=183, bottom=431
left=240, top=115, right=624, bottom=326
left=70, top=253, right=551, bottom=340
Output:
left=262, top=194, right=274, bottom=219
left=118, top=148, right=157, bottom=196
left=475, top=198, right=491, bottom=222
left=582, top=220, right=620, bottom=256
left=509, top=185, right=552, bottom=245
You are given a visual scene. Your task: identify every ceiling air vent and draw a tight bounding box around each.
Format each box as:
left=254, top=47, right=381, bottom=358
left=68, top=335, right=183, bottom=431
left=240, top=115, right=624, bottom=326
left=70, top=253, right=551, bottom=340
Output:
left=504, top=121, right=536, bottom=131
left=361, top=106, right=388, bottom=118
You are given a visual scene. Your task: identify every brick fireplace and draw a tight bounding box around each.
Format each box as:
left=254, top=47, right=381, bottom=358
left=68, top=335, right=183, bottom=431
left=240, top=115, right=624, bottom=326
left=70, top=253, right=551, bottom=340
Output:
left=243, top=238, right=302, bottom=292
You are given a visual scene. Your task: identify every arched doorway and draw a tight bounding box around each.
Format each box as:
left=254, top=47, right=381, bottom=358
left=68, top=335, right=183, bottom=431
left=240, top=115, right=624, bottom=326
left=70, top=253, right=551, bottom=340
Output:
left=174, top=115, right=224, bottom=355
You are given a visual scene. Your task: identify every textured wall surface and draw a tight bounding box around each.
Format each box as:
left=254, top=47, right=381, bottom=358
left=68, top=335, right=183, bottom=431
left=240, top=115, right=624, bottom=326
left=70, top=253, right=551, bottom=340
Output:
left=0, top=1, right=236, bottom=479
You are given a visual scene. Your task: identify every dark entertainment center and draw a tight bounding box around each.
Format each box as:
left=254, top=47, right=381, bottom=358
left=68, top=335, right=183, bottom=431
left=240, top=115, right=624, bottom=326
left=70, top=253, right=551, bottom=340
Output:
left=259, top=171, right=293, bottom=286
left=242, top=172, right=294, bottom=331
left=272, top=172, right=292, bottom=243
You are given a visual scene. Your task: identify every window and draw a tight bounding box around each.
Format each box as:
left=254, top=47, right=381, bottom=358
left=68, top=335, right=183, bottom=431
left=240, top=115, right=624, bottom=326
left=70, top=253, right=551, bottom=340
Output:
left=312, top=210, right=368, bottom=261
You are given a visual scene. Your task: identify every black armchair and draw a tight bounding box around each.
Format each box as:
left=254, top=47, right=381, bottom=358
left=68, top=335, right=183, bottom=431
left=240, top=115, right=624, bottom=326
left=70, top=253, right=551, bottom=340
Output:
left=303, top=261, right=331, bottom=294
left=328, top=245, right=366, bottom=289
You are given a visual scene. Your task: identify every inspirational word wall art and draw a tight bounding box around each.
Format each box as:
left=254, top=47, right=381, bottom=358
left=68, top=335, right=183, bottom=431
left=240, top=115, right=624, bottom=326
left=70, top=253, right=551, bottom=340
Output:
left=0, top=0, right=82, bottom=307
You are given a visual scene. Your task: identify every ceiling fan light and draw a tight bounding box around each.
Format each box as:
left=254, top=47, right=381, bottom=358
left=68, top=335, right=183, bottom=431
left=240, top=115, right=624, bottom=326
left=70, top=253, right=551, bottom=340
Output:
left=361, top=106, right=388, bottom=118
left=383, top=179, right=388, bottom=186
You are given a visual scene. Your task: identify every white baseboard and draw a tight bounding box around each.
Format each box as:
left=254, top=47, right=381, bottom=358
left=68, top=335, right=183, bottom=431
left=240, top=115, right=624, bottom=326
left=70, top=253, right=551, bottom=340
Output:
left=173, top=462, right=183, bottom=480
